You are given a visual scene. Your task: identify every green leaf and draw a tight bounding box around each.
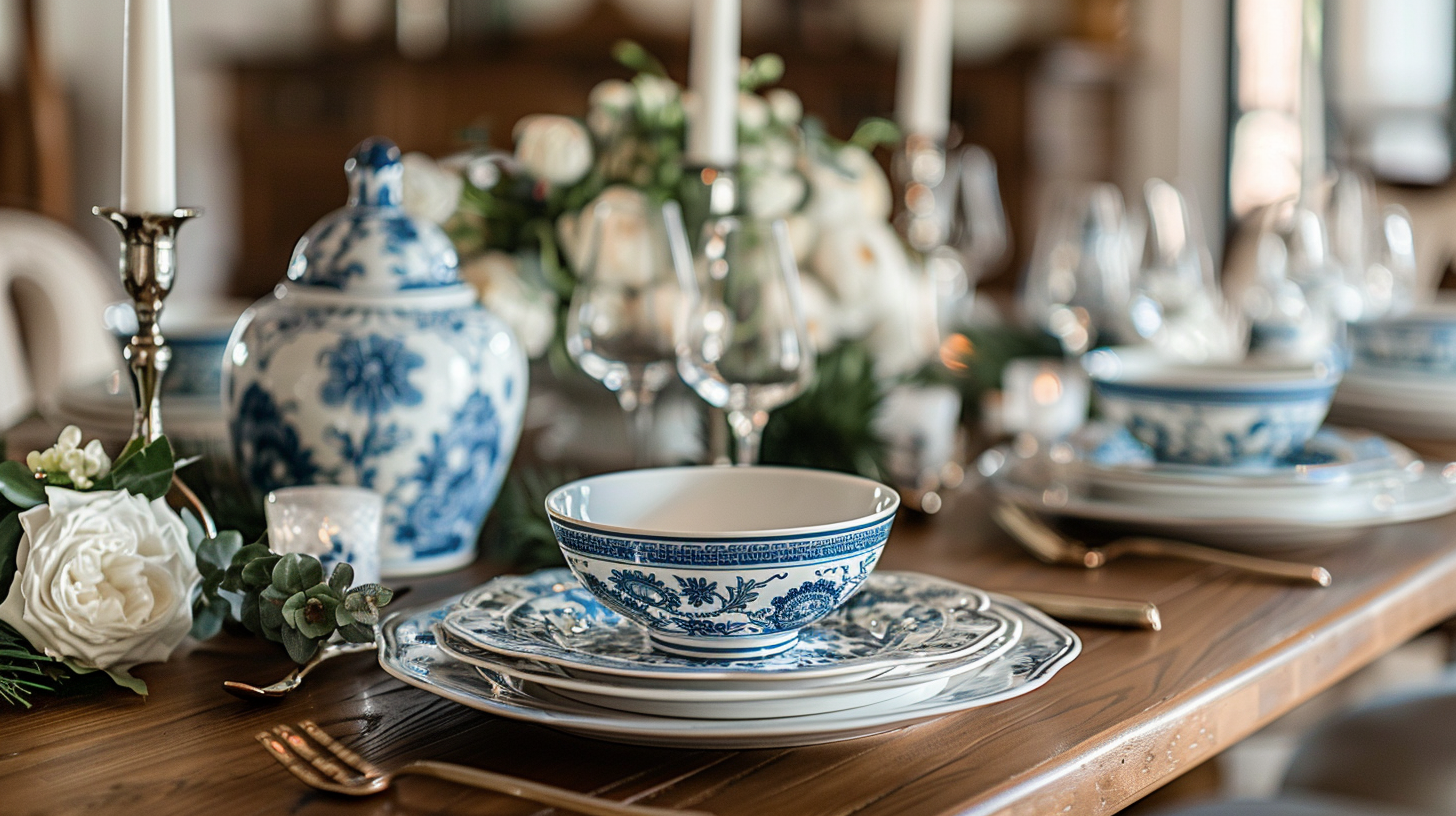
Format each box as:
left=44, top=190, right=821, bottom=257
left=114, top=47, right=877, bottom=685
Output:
left=240, top=554, right=281, bottom=591
left=259, top=585, right=291, bottom=640
left=848, top=117, right=901, bottom=151
left=225, top=542, right=274, bottom=591
left=109, top=436, right=147, bottom=471
left=0, top=461, right=44, bottom=509
left=344, top=584, right=393, bottom=625
left=280, top=626, right=320, bottom=664
left=240, top=589, right=262, bottom=637
left=611, top=39, right=666, bottom=77
left=328, top=562, right=354, bottom=595
left=189, top=595, right=230, bottom=640
left=196, top=531, right=242, bottom=588
left=0, top=512, right=22, bottom=604
left=180, top=508, right=206, bottom=547
left=337, top=622, right=373, bottom=643
left=107, top=436, right=175, bottom=501
left=272, top=553, right=322, bottom=595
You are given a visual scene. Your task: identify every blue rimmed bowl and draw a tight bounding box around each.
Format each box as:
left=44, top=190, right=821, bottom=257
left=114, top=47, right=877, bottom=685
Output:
left=1083, top=347, right=1341, bottom=466
left=1347, top=300, right=1456, bottom=375
left=545, top=466, right=900, bottom=660
left=104, top=300, right=248, bottom=399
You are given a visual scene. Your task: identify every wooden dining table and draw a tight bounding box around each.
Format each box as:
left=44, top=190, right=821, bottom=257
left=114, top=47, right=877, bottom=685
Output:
left=7, top=483, right=1456, bottom=816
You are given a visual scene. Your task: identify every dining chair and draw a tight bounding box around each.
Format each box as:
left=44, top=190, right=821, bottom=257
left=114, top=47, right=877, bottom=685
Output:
left=0, top=208, right=118, bottom=429
left=1277, top=671, right=1456, bottom=816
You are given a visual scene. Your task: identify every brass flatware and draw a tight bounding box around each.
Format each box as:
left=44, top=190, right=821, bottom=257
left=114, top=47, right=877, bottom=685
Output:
left=1004, top=590, right=1161, bottom=631
left=224, top=640, right=376, bottom=700
left=993, top=501, right=1333, bottom=587
left=258, top=720, right=712, bottom=816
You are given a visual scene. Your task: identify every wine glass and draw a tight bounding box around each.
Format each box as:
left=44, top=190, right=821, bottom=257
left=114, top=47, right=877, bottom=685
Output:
left=1020, top=182, right=1138, bottom=355
left=565, top=193, right=685, bottom=465
left=673, top=216, right=815, bottom=466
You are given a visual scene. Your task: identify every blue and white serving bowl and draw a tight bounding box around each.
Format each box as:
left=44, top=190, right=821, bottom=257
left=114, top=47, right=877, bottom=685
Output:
left=104, top=299, right=248, bottom=399
left=1347, top=299, right=1456, bottom=375
left=545, top=466, right=900, bottom=660
left=1083, top=347, right=1340, bottom=466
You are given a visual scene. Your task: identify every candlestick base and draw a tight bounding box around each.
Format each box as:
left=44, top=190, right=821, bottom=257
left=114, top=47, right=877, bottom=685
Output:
left=92, top=206, right=200, bottom=444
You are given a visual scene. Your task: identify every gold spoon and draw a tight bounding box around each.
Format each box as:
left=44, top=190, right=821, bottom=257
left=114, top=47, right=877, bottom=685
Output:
left=993, top=501, right=1333, bottom=587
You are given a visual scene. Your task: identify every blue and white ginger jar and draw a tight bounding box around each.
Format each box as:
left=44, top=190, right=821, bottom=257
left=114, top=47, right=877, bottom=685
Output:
left=223, top=137, right=527, bottom=576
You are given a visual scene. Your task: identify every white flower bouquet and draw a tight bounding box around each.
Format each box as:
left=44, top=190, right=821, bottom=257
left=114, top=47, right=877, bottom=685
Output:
left=402, top=42, right=945, bottom=476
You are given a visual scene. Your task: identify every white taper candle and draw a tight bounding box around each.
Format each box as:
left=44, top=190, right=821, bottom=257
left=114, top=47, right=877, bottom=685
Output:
left=896, top=0, right=954, bottom=142
left=120, top=0, right=177, bottom=213
left=687, top=0, right=741, bottom=167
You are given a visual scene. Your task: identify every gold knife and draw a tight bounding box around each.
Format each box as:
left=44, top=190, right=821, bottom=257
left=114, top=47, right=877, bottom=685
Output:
left=1003, top=590, right=1162, bottom=631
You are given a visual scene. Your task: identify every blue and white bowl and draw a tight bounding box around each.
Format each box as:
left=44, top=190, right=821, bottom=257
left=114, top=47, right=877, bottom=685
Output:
left=1347, top=300, right=1456, bottom=375
left=104, top=300, right=248, bottom=400
left=1083, top=347, right=1340, bottom=466
left=545, top=466, right=900, bottom=660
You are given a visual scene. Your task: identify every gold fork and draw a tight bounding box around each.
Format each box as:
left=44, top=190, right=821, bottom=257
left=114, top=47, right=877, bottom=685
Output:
left=259, top=721, right=711, bottom=816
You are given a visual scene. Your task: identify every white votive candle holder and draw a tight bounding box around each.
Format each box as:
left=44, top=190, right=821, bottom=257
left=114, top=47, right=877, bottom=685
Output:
left=1001, top=358, right=1090, bottom=440
left=265, top=486, right=383, bottom=585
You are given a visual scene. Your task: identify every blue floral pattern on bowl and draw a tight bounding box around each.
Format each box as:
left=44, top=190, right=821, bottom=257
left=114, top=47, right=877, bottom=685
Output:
left=1348, top=310, right=1456, bottom=375
left=224, top=137, right=527, bottom=577
left=550, top=516, right=894, bottom=659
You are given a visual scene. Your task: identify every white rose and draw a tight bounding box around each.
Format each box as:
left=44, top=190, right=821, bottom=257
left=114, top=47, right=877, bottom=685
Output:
left=401, top=152, right=464, bottom=224
left=766, top=88, right=803, bottom=126
left=796, top=275, right=841, bottom=351
left=634, top=75, right=680, bottom=120
left=588, top=79, right=636, bottom=138
left=514, top=115, right=594, bottom=186
left=0, top=488, right=199, bottom=681
left=746, top=171, right=807, bottom=219
left=868, top=261, right=942, bottom=379
left=807, top=145, right=893, bottom=226
left=810, top=220, right=911, bottom=338
left=461, top=252, right=559, bottom=358
left=560, top=186, right=659, bottom=287
left=738, top=92, right=771, bottom=136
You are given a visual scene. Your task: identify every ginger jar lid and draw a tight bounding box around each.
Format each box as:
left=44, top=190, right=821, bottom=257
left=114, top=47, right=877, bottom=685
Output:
left=285, top=136, right=461, bottom=294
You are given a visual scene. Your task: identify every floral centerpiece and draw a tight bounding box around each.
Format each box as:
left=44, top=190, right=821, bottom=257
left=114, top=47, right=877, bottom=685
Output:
left=400, top=43, right=944, bottom=474
left=0, top=427, right=394, bottom=706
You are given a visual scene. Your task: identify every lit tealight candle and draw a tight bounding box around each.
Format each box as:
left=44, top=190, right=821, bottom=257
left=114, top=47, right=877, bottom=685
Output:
left=1000, top=358, right=1090, bottom=440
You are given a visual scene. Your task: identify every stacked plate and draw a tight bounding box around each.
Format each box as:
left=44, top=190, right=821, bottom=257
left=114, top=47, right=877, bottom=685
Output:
left=1331, top=370, right=1456, bottom=440
left=380, top=568, right=1081, bottom=748
left=985, top=424, right=1456, bottom=547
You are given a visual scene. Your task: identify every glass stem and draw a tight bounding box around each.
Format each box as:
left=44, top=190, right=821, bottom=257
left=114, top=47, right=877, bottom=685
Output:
left=728, top=409, right=770, bottom=466
left=617, top=374, right=659, bottom=468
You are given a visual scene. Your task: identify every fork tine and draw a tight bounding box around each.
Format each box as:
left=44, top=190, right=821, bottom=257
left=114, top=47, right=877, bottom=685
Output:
left=272, top=724, right=359, bottom=785
left=300, top=720, right=385, bottom=778
left=256, top=731, right=338, bottom=790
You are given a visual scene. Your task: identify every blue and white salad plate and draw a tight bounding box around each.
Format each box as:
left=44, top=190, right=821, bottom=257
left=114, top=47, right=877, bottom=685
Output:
left=433, top=612, right=1020, bottom=719
left=984, top=434, right=1456, bottom=548
left=378, top=589, right=1079, bottom=748
left=441, top=570, right=999, bottom=682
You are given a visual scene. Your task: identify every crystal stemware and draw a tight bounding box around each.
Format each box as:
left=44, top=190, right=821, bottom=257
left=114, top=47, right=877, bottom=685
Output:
left=1020, top=182, right=1138, bottom=355
left=674, top=216, right=815, bottom=466
left=566, top=193, right=686, bottom=465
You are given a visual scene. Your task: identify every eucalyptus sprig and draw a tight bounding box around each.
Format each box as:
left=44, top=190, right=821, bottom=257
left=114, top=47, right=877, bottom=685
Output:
left=217, top=542, right=394, bottom=664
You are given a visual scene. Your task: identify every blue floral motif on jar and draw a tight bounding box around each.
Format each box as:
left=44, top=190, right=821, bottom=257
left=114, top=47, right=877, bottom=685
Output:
left=320, top=334, right=425, bottom=415
left=676, top=576, right=718, bottom=608
left=231, top=383, right=320, bottom=494
left=224, top=135, right=528, bottom=576
left=393, top=391, right=504, bottom=559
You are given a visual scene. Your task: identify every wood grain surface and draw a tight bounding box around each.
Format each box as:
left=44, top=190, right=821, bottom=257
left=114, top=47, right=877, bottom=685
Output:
left=6, top=487, right=1456, bottom=816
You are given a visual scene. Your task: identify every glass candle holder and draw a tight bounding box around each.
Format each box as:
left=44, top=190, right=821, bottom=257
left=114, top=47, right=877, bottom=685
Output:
left=265, top=486, right=383, bottom=585
left=1001, top=358, right=1091, bottom=440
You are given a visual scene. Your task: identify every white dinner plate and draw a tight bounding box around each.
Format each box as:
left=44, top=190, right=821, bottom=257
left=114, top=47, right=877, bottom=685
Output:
left=1331, top=370, right=1456, bottom=439
left=379, top=593, right=1080, bottom=748
left=443, top=570, right=1000, bottom=684
left=434, top=612, right=1021, bottom=719
left=985, top=444, right=1456, bottom=547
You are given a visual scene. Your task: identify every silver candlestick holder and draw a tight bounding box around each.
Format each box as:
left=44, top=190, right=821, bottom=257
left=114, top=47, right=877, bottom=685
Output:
left=93, top=205, right=215, bottom=535
left=93, top=206, right=199, bottom=443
